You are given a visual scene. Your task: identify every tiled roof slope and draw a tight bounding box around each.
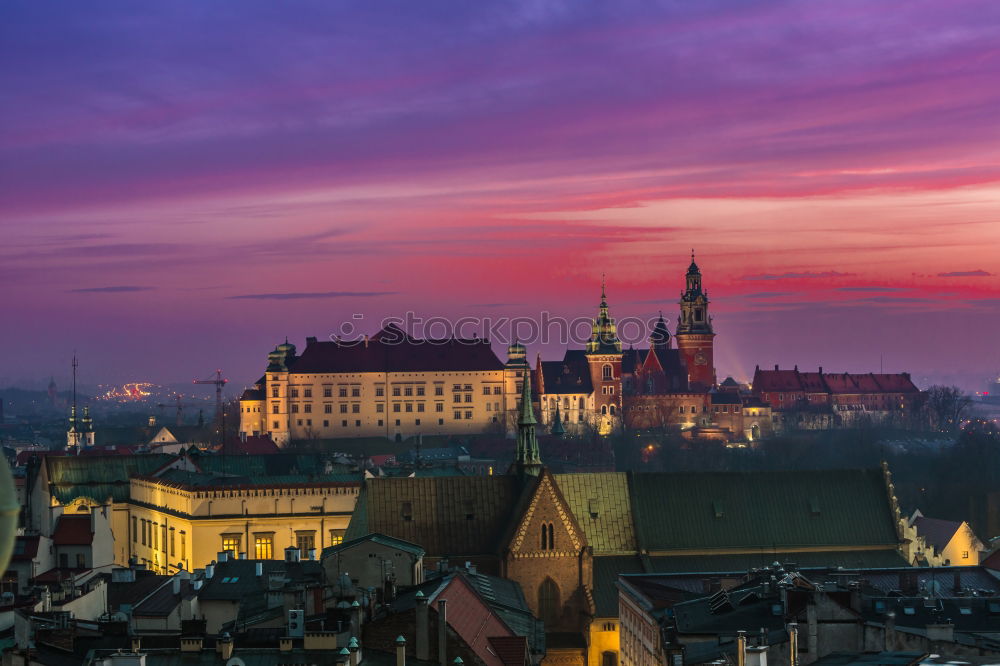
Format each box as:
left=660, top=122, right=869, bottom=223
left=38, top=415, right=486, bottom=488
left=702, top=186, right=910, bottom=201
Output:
left=554, top=473, right=636, bottom=554
left=46, top=454, right=175, bottom=504
left=290, top=325, right=504, bottom=373
left=351, top=476, right=528, bottom=556
left=629, top=469, right=899, bottom=552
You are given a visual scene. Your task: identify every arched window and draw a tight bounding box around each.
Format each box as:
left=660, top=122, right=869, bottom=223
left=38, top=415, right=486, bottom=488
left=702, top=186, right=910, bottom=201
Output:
left=538, top=578, right=560, bottom=625
left=602, top=652, right=618, bottom=666
left=540, top=523, right=547, bottom=550
left=602, top=364, right=613, bottom=380
left=609, top=405, right=615, bottom=416
left=547, top=523, right=554, bottom=550
left=563, top=397, right=569, bottom=410
left=579, top=397, right=585, bottom=410
left=601, top=405, right=608, bottom=415
left=540, top=522, right=555, bottom=550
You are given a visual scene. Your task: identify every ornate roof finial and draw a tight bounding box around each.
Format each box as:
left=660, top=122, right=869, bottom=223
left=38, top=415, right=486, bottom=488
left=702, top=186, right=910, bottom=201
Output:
left=601, top=273, right=607, bottom=304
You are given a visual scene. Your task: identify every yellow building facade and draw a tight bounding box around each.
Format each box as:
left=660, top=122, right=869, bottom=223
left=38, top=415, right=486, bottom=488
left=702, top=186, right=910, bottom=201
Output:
left=241, top=326, right=531, bottom=445
left=122, top=476, right=359, bottom=573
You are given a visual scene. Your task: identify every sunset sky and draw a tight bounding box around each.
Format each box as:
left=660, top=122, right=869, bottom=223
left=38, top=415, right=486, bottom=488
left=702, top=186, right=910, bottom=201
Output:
left=2, top=1, right=999, bottom=392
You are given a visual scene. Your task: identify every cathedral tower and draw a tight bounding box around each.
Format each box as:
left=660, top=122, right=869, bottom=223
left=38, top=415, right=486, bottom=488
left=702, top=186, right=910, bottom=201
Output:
left=675, top=251, right=716, bottom=389
left=586, top=276, right=623, bottom=434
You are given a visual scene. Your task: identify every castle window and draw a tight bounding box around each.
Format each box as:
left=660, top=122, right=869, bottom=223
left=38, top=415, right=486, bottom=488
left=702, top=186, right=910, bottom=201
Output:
left=352, top=387, right=360, bottom=397
left=483, top=386, right=491, bottom=395
left=435, top=386, right=444, bottom=396
left=272, top=421, right=279, bottom=429
left=414, top=419, right=420, bottom=426
left=378, top=419, right=384, bottom=426
left=272, top=404, right=279, bottom=414
left=303, top=388, right=312, bottom=398
left=464, top=384, right=472, bottom=391
left=405, top=403, right=413, bottom=412
left=465, top=410, right=472, bottom=419
left=602, top=364, right=613, bottom=380
left=376, top=387, right=385, bottom=397
left=291, top=404, right=299, bottom=414
left=352, top=404, right=360, bottom=413
left=454, top=411, right=462, bottom=420
left=323, top=388, right=332, bottom=398
left=341, top=404, right=348, bottom=413
left=304, top=404, right=312, bottom=413
left=377, top=404, right=384, bottom=413
left=453, top=394, right=461, bottom=404
left=438, top=418, right=444, bottom=425
left=342, top=420, right=348, bottom=427
left=609, top=405, right=616, bottom=416
left=404, top=387, right=413, bottom=396
left=436, top=403, right=444, bottom=412
left=290, top=389, right=299, bottom=398
left=416, top=386, right=425, bottom=396
left=493, top=386, right=501, bottom=395
left=417, top=403, right=425, bottom=412
left=340, top=387, right=349, bottom=398
left=464, top=394, right=472, bottom=403
left=601, top=405, right=608, bottom=415
left=393, top=404, right=401, bottom=412
left=272, top=387, right=279, bottom=398
left=323, top=420, right=329, bottom=427
left=325, top=404, right=332, bottom=414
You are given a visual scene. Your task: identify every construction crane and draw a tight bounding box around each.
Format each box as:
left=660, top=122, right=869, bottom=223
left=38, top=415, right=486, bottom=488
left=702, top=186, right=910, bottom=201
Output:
left=193, top=369, right=229, bottom=422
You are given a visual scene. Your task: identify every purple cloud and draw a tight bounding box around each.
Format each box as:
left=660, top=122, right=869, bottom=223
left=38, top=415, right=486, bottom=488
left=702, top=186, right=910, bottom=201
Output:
left=69, top=285, right=154, bottom=293
left=937, top=270, right=993, bottom=277
left=743, top=271, right=852, bottom=281
left=227, top=291, right=397, bottom=300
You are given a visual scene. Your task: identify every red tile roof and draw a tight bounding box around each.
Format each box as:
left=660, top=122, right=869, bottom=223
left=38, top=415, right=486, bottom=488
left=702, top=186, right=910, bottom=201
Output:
left=52, top=515, right=94, bottom=546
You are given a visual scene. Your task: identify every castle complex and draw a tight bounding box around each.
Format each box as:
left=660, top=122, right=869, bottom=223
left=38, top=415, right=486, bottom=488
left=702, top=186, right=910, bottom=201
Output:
left=240, top=254, right=921, bottom=445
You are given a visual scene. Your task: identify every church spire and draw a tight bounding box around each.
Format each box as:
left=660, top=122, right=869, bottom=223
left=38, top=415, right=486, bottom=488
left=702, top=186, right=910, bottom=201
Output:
left=512, top=370, right=542, bottom=475
left=587, top=277, right=622, bottom=354
left=551, top=403, right=566, bottom=437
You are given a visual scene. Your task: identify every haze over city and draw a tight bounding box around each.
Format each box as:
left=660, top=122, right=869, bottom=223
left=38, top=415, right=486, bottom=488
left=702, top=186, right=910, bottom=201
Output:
left=2, top=1, right=999, bottom=390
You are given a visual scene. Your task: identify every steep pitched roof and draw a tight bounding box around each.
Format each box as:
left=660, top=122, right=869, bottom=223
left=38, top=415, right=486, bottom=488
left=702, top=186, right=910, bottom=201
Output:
left=539, top=352, right=593, bottom=395
left=553, top=472, right=636, bottom=554
left=320, top=532, right=425, bottom=559
left=912, top=516, right=963, bottom=552
left=629, top=469, right=899, bottom=552
left=289, top=326, right=504, bottom=373
left=349, top=475, right=530, bottom=556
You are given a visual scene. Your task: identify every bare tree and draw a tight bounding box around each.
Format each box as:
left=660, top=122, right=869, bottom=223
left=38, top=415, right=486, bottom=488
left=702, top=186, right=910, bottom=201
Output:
left=925, top=385, right=973, bottom=432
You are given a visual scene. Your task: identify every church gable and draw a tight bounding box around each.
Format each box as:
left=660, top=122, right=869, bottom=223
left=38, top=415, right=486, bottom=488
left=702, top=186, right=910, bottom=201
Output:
left=508, top=470, right=586, bottom=557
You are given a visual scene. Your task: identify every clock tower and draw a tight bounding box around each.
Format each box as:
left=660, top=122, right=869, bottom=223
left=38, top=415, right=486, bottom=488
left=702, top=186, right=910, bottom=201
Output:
left=675, top=251, right=716, bottom=389
left=586, top=276, right=623, bottom=434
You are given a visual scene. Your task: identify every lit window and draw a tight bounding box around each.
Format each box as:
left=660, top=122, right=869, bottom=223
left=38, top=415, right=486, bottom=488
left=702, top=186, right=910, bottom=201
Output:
left=222, top=535, right=240, bottom=555
left=254, top=534, right=274, bottom=560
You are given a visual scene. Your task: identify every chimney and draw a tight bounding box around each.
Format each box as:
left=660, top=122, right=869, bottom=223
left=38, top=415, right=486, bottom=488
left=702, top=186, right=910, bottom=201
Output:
left=438, top=600, right=448, bottom=666
left=745, top=645, right=768, bottom=666
left=339, top=647, right=351, bottom=665
left=239, top=552, right=247, bottom=560
left=350, top=600, right=361, bottom=637
left=130, top=637, right=141, bottom=654
left=818, top=366, right=823, bottom=375
left=219, top=633, right=234, bottom=661
left=736, top=630, right=746, bottom=666
left=884, top=612, right=896, bottom=651
left=279, top=638, right=293, bottom=653
left=205, top=562, right=215, bottom=579
left=172, top=577, right=181, bottom=595
left=787, top=623, right=798, bottom=666
left=285, top=547, right=301, bottom=563
left=774, top=364, right=779, bottom=371
left=395, top=635, right=407, bottom=666
left=349, top=637, right=360, bottom=666
left=192, top=579, right=203, bottom=591
left=415, top=592, right=430, bottom=661
left=218, top=551, right=229, bottom=563
left=308, top=548, right=316, bottom=561
left=255, top=562, right=264, bottom=577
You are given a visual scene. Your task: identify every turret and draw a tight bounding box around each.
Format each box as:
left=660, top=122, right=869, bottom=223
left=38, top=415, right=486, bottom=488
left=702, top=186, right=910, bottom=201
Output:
left=650, top=312, right=671, bottom=350
left=506, top=340, right=527, bottom=368
left=586, top=275, right=622, bottom=355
